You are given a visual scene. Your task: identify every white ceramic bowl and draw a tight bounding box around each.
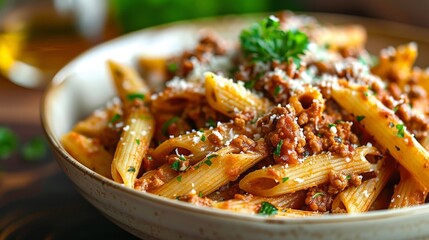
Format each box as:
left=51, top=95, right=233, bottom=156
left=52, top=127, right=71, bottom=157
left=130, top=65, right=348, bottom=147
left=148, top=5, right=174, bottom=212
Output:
left=42, top=13, right=429, bottom=240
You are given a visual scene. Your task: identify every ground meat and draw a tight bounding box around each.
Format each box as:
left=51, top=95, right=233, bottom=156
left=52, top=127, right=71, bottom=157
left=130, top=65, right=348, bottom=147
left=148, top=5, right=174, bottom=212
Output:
left=305, top=185, right=335, bottom=212
left=167, top=33, right=227, bottom=78
left=318, top=120, right=358, bottom=157
left=327, top=170, right=362, bottom=194
left=178, top=194, right=213, bottom=207
left=258, top=106, right=305, bottom=165
left=135, top=167, right=177, bottom=192
left=229, top=135, right=255, bottom=153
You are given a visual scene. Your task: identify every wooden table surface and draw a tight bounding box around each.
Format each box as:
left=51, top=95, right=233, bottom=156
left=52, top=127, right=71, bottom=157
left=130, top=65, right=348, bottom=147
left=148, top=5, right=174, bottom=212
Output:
left=0, top=76, right=137, bottom=239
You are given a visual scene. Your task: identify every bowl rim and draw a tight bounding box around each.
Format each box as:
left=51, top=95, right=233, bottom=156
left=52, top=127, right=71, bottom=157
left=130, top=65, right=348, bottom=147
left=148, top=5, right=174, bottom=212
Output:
left=41, top=11, right=429, bottom=225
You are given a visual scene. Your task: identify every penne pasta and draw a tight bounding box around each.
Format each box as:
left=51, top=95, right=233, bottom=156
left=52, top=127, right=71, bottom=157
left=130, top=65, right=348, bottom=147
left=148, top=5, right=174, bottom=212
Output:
left=108, top=60, right=155, bottom=187
left=205, top=72, right=271, bottom=117
left=331, top=84, right=429, bottom=189
left=334, top=157, right=396, bottom=213
left=61, top=131, right=112, bottom=178
left=152, top=141, right=267, bottom=198
left=389, top=167, right=428, bottom=209
left=239, top=146, right=377, bottom=197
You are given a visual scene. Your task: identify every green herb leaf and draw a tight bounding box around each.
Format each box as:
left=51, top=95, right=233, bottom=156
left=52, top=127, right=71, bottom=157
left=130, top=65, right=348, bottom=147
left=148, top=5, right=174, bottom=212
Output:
left=171, top=160, right=180, bottom=171
left=240, top=16, right=309, bottom=64
left=207, top=154, right=218, bottom=161
left=162, top=116, right=179, bottom=137
left=206, top=118, right=216, bottom=128
left=312, top=192, right=325, bottom=198
left=200, top=134, right=206, bottom=142
left=21, top=136, right=47, bottom=162
left=204, top=159, right=213, bottom=166
left=167, top=62, right=178, bottom=72
left=135, top=138, right=140, bottom=145
left=244, top=79, right=256, bottom=89
left=127, top=93, right=145, bottom=101
left=393, top=105, right=399, bottom=113
left=0, top=127, right=18, bottom=159
left=198, top=191, right=203, bottom=197
left=274, top=139, right=283, bottom=157
left=282, top=177, right=289, bottom=183
left=109, top=113, right=121, bottom=124
left=274, top=85, right=282, bottom=96
left=346, top=175, right=351, bottom=180
left=258, top=201, right=278, bottom=216
left=396, top=124, right=405, bottom=138
left=176, top=175, right=182, bottom=182
left=328, top=123, right=336, bottom=128
left=179, top=155, right=186, bottom=161
left=128, top=166, right=136, bottom=172
left=356, top=115, right=365, bottom=123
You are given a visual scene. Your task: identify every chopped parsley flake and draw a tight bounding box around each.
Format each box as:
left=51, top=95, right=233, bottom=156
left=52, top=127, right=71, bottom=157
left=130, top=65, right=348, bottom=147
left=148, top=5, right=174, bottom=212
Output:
left=346, top=175, right=351, bottom=180
left=161, top=116, right=179, bottom=136
left=204, top=159, right=213, bottom=166
left=167, top=62, right=178, bottom=72
left=312, top=192, right=325, bottom=198
left=171, top=160, right=180, bottom=171
left=198, top=191, right=203, bottom=197
left=179, top=155, right=186, bottom=161
left=396, top=124, right=405, bottom=138
left=135, top=139, right=140, bottom=145
left=282, top=177, right=289, bottom=183
left=356, top=115, right=365, bottom=123
left=128, top=166, right=136, bottom=172
left=207, top=154, right=218, bottom=161
left=274, top=139, right=283, bottom=157
left=328, top=123, right=336, bottom=128
left=274, top=85, right=282, bottom=96
left=393, top=106, right=399, bottom=113
left=258, top=201, right=278, bottom=216
left=244, top=79, right=256, bottom=89
left=206, top=118, right=216, bottom=128
left=176, top=175, right=182, bottom=182
left=240, top=16, right=309, bottom=64
left=109, top=113, right=121, bottom=124
left=126, top=93, right=145, bottom=101
left=200, top=135, right=206, bottom=142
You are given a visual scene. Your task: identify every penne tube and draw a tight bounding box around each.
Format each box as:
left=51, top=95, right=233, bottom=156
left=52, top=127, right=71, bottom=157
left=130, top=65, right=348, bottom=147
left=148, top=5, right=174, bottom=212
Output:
left=111, top=105, right=155, bottom=187
left=371, top=42, right=417, bottom=86
left=61, top=131, right=112, bottom=178
left=204, top=72, right=271, bottom=117
left=335, top=158, right=396, bottom=213
left=331, top=84, right=429, bottom=189
left=212, top=191, right=307, bottom=214
left=151, top=129, right=216, bottom=167
left=107, top=60, right=151, bottom=106
left=152, top=143, right=267, bottom=198
left=389, top=167, right=428, bottom=209
left=239, top=146, right=376, bottom=197
left=151, top=85, right=205, bottom=113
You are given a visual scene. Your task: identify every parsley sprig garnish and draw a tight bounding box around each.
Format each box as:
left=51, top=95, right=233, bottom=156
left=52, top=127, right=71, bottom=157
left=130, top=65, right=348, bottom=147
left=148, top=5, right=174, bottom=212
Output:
left=240, top=16, right=309, bottom=64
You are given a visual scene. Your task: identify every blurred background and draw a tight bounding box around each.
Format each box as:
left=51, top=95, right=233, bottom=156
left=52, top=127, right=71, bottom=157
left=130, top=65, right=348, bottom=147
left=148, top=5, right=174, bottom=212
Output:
left=1, top=0, right=428, bottom=89
left=0, top=0, right=428, bottom=239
